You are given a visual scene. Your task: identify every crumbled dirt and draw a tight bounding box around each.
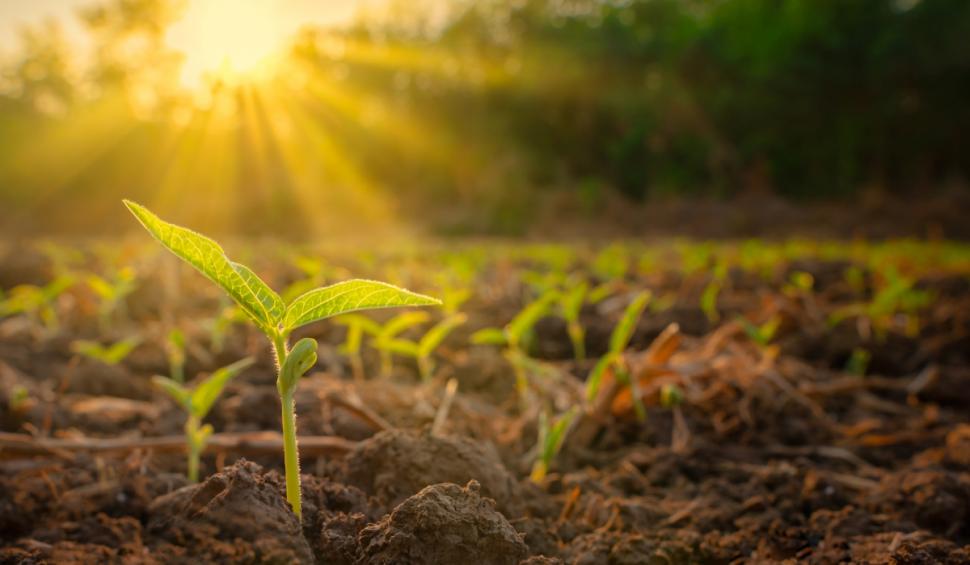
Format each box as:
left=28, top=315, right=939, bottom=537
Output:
left=147, top=459, right=314, bottom=563
left=2, top=247, right=969, bottom=563
left=341, top=429, right=525, bottom=518
left=357, top=480, right=529, bottom=565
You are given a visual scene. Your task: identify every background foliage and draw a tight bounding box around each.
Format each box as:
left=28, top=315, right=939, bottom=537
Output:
left=1, top=0, right=968, bottom=235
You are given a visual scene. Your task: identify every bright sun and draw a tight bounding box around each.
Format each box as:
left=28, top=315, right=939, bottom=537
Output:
left=166, top=0, right=286, bottom=88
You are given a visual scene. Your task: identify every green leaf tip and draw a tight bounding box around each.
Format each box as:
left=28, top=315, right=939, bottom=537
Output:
left=123, top=199, right=283, bottom=331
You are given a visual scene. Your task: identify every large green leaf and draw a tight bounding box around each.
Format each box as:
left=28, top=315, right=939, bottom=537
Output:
left=231, top=262, right=284, bottom=324
left=123, top=200, right=277, bottom=330
left=283, top=280, right=440, bottom=332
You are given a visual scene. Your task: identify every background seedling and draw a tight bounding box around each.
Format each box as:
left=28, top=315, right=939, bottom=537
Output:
left=530, top=407, right=578, bottom=483
left=472, top=289, right=558, bottom=397
left=382, top=313, right=467, bottom=381
left=166, top=328, right=186, bottom=383
left=334, top=313, right=382, bottom=380
left=153, top=357, right=254, bottom=482
left=558, top=281, right=588, bottom=361
left=0, top=275, right=75, bottom=332
left=372, top=311, right=431, bottom=377
left=585, top=290, right=650, bottom=421
left=86, top=266, right=137, bottom=329
left=737, top=315, right=781, bottom=349
left=124, top=200, right=439, bottom=520
left=845, top=347, right=871, bottom=377
left=71, top=336, right=141, bottom=365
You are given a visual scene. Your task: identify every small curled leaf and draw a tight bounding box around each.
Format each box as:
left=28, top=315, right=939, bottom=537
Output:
left=278, top=338, right=318, bottom=395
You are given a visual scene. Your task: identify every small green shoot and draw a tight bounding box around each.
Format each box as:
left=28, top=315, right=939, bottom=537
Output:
left=382, top=313, right=467, bottom=381
left=558, top=281, right=588, bottom=361
left=334, top=313, right=382, bottom=380
left=700, top=279, right=721, bottom=323
left=166, top=328, right=187, bottom=383
left=472, top=290, right=558, bottom=396
left=153, top=357, right=254, bottom=482
left=87, top=266, right=137, bottom=328
left=71, top=337, right=141, bottom=365
left=0, top=275, right=75, bottom=332
left=845, top=348, right=871, bottom=377
left=737, top=315, right=781, bottom=348
left=372, top=311, right=431, bottom=377
left=124, top=200, right=440, bottom=520
left=530, top=407, right=578, bottom=483
left=585, top=291, right=650, bottom=421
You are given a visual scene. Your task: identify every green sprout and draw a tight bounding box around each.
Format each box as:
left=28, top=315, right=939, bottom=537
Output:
left=7, top=384, right=30, bottom=413
left=153, top=357, right=254, bottom=482
left=382, top=313, right=467, bottom=381
left=472, top=289, right=558, bottom=397
left=123, top=200, right=439, bottom=520
left=659, top=383, right=684, bottom=408
left=0, top=274, right=75, bottom=332
left=372, top=311, right=431, bottom=377
left=845, top=347, right=871, bottom=377
left=87, top=266, right=137, bottom=328
left=585, top=290, right=651, bottom=421
left=71, top=336, right=141, bottom=365
left=736, top=315, right=781, bottom=348
left=530, top=407, right=578, bottom=483
left=334, top=313, right=382, bottom=380
left=166, top=328, right=187, bottom=383
left=700, top=278, right=721, bottom=323
left=558, top=281, right=588, bottom=361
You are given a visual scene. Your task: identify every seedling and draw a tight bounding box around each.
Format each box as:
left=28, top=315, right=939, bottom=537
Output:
left=530, top=407, right=578, bottom=483
left=7, top=385, right=29, bottom=413
left=659, top=383, right=684, bottom=408
left=71, top=337, right=141, bottom=365
left=87, top=266, right=137, bottom=328
left=123, top=200, right=439, bottom=520
left=372, top=311, right=431, bottom=377
left=166, top=328, right=186, bottom=383
left=153, top=357, right=254, bottom=482
left=472, top=289, right=559, bottom=396
left=558, top=281, right=588, bottom=361
left=845, top=347, right=871, bottom=377
left=700, top=278, right=721, bottom=323
left=585, top=290, right=651, bottom=421
left=205, top=299, right=244, bottom=354
left=382, top=313, right=467, bottom=381
left=737, top=315, right=781, bottom=348
left=0, top=275, right=75, bottom=332
left=333, top=313, right=382, bottom=380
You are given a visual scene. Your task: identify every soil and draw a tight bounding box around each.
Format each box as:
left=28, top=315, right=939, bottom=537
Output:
left=1, top=242, right=969, bottom=564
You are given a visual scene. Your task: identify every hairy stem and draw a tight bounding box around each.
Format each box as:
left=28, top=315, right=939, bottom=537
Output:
left=280, top=391, right=301, bottom=520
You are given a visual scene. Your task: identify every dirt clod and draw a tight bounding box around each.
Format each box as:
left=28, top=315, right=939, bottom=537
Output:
left=357, top=480, right=529, bottom=565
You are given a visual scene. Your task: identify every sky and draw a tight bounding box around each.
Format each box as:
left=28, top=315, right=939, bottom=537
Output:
left=0, top=0, right=379, bottom=55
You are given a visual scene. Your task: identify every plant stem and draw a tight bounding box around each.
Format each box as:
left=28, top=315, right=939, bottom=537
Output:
left=186, top=415, right=200, bottom=482
left=280, top=391, right=302, bottom=520
left=271, top=331, right=303, bottom=521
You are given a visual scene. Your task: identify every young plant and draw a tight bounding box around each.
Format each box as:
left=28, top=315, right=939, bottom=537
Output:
left=86, top=266, right=137, bottom=328
left=123, top=200, right=439, bottom=520
left=585, top=290, right=651, bottom=421
left=153, top=357, right=254, bottom=482
left=71, top=336, right=141, bottom=365
left=382, top=313, right=467, bottom=381
left=700, top=278, right=721, bottom=324
left=737, top=315, right=781, bottom=349
left=0, top=274, right=75, bottom=332
left=472, top=289, right=559, bottom=396
left=845, top=347, right=871, bottom=377
left=166, top=328, right=187, bottom=383
left=558, top=281, right=588, bottom=361
left=372, top=311, right=431, bottom=377
left=530, top=407, right=578, bottom=483
left=333, top=313, right=381, bottom=380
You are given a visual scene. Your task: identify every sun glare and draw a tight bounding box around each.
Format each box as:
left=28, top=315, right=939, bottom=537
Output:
left=166, top=0, right=286, bottom=88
